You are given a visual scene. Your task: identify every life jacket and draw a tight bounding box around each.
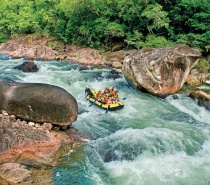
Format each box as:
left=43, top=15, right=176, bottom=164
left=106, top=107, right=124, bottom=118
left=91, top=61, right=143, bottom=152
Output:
left=96, top=91, right=102, bottom=99
left=104, top=87, right=109, bottom=94
left=109, top=87, right=113, bottom=94
left=113, top=91, right=118, bottom=99
left=103, top=96, right=108, bottom=104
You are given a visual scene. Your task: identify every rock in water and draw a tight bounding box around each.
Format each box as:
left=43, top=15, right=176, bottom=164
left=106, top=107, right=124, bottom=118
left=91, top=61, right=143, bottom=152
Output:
left=0, top=82, right=78, bottom=126
left=189, top=90, right=210, bottom=110
left=122, top=44, right=201, bottom=97
left=14, top=60, right=39, bottom=72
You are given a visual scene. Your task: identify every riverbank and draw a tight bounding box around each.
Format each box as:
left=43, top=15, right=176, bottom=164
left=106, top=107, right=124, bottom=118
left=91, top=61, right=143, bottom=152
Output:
left=0, top=34, right=104, bottom=64
left=0, top=34, right=137, bottom=70
left=0, top=109, right=87, bottom=184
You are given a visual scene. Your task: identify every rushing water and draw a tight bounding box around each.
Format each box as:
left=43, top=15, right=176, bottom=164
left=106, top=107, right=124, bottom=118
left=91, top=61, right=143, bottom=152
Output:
left=1, top=57, right=210, bottom=185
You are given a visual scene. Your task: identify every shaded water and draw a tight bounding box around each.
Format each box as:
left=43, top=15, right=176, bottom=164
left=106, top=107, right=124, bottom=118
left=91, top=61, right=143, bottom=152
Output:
left=1, top=58, right=210, bottom=185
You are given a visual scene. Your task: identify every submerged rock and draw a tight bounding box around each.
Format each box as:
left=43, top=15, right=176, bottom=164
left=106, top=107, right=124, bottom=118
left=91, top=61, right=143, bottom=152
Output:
left=122, top=44, right=201, bottom=97
left=14, top=60, right=39, bottom=72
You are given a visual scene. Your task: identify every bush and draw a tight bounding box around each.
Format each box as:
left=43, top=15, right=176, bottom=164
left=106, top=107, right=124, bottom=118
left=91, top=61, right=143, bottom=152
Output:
left=194, top=58, right=210, bottom=73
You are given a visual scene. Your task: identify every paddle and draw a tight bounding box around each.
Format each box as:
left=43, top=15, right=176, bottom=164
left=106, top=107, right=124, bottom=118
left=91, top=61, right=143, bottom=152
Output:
left=105, top=105, right=110, bottom=114
left=122, top=98, right=126, bottom=100
left=89, top=98, right=97, bottom=107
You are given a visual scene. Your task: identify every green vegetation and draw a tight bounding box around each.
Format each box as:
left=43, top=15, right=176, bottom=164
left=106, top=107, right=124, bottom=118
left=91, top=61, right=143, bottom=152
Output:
left=194, top=58, right=210, bottom=74
left=0, top=0, right=209, bottom=54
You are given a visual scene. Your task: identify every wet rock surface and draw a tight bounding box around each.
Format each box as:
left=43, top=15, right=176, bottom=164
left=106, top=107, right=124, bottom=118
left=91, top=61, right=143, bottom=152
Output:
left=14, top=60, right=39, bottom=72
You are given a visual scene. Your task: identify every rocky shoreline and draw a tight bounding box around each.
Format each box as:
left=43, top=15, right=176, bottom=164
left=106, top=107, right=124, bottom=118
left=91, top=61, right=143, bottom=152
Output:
left=0, top=109, right=86, bottom=184
left=0, top=34, right=134, bottom=70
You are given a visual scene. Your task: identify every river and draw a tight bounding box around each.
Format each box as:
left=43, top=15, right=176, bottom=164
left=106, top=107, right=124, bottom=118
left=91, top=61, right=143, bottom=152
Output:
left=1, top=57, right=210, bottom=185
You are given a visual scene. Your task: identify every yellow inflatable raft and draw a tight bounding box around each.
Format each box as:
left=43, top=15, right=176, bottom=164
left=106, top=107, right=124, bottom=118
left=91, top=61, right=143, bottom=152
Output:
left=86, top=90, right=124, bottom=111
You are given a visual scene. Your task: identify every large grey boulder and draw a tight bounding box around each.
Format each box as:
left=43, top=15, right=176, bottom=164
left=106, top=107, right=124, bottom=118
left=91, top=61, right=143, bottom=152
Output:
left=0, top=83, right=78, bottom=126
left=122, top=44, right=201, bottom=97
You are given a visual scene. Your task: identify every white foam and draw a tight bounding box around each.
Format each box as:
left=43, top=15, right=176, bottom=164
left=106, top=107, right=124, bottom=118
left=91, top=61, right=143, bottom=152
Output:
left=104, top=150, right=210, bottom=185
left=166, top=95, right=210, bottom=124
left=81, top=138, right=90, bottom=142
left=205, top=80, right=210, bottom=85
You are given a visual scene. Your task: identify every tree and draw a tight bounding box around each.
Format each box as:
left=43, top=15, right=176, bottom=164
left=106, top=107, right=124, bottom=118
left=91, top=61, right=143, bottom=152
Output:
left=125, top=30, right=144, bottom=50
left=141, top=3, right=170, bottom=34
left=0, top=0, right=209, bottom=54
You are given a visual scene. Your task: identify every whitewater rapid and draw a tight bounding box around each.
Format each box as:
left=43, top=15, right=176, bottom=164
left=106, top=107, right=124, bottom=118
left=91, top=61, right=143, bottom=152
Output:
left=1, top=58, right=210, bottom=185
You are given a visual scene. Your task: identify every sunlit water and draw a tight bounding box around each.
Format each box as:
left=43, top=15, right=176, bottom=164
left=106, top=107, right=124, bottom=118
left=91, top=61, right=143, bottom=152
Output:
left=1, top=57, right=210, bottom=185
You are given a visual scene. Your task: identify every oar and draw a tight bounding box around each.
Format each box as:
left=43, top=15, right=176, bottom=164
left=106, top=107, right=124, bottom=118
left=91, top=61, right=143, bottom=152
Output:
left=105, top=105, right=110, bottom=114
left=105, top=107, right=109, bottom=113
left=89, top=99, right=97, bottom=107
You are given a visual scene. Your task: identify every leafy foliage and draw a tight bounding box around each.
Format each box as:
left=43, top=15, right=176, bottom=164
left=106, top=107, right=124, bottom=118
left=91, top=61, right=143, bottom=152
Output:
left=0, top=0, right=209, bottom=54
left=194, top=58, right=210, bottom=74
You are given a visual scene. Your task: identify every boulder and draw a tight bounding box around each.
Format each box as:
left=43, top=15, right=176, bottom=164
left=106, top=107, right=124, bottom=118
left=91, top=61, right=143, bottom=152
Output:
left=112, top=61, right=122, bottom=69
left=14, top=60, right=39, bottom=72
left=79, top=64, right=89, bottom=71
left=0, top=111, right=87, bottom=183
left=110, top=42, right=124, bottom=52
left=0, top=82, right=78, bottom=126
left=104, top=50, right=136, bottom=64
left=189, top=90, right=210, bottom=110
left=0, top=114, right=71, bottom=166
left=0, top=163, right=32, bottom=184
left=186, top=72, right=210, bottom=86
left=122, top=44, right=201, bottom=97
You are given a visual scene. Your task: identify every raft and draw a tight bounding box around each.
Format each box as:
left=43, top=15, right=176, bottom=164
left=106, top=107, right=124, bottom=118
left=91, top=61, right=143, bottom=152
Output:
left=86, top=90, right=124, bottom=111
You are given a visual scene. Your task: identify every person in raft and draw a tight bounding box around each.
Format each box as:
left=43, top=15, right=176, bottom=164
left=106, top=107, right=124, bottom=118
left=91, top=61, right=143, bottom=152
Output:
left=96, top=90, right=103, bottom=101
left=102, top=87, right=119, bottom=104
left=110, top=86, right=115, bottom=94
left=85, top=86, right=94, bottom=97
left=103, top=87, right=109, bottom=94
left=113, top=90, right=119, bottom=100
